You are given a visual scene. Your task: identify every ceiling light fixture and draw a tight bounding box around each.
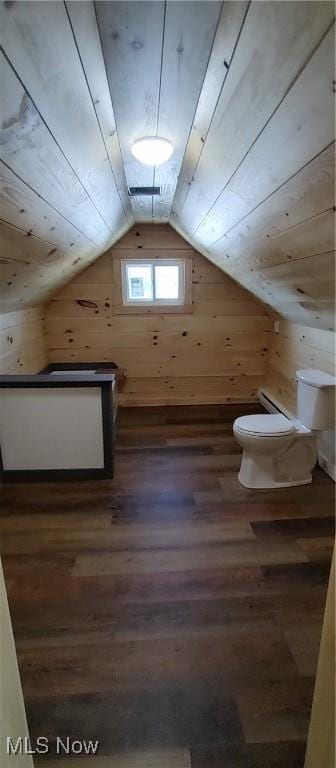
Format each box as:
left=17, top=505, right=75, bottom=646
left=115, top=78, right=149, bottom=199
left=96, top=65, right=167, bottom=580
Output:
left=131, top=136, right=173, bottom=166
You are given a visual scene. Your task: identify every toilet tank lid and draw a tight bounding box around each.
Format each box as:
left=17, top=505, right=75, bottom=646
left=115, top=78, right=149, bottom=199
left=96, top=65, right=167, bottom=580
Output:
left=296, top=369, right=336, bottom=388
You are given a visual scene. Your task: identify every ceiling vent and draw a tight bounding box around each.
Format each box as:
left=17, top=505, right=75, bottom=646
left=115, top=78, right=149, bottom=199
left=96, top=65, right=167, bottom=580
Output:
left=128, top=186, right=161, bottom=196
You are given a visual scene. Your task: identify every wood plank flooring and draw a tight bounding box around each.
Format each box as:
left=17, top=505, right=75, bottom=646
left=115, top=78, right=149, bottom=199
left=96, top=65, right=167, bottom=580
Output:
left=1, top=404, right=334, bottom=767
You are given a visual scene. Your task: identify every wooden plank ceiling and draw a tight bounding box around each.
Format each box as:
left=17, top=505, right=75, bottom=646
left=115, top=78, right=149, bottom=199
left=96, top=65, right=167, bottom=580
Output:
left=0, top=1, right=334, bottom=330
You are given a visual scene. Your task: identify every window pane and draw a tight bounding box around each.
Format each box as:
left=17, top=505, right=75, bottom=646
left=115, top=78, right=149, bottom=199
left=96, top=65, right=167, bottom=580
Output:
left=155, top=265, right=179, bottom=299
left=127, top=264, right=153, bottom=301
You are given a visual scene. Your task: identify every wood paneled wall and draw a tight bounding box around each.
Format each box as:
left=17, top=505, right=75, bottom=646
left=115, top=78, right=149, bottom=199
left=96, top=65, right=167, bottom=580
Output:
left=0, top=308, right=47, bottom=374
left=46, top=225, right=271, bottom=406
left=0, top=560, right=34, bottom=768
left=264, top=319, right=335, bottom=411
left=0, top=0, right=132, bottom=312
left=173, top=4, right=335, bottom=331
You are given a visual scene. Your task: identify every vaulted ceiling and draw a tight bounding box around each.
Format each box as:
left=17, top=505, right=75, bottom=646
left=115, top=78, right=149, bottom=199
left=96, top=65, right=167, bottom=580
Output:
left=0, top=1, right=334, bottom=329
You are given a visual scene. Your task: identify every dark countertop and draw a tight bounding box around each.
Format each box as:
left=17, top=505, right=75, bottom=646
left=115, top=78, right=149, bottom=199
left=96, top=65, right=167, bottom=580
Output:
left=0, top=374, right=117, bottom=388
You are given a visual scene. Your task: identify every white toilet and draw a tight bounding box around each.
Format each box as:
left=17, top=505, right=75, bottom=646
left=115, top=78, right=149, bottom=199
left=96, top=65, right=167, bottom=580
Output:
left=233, top=369, right=336, bottom=489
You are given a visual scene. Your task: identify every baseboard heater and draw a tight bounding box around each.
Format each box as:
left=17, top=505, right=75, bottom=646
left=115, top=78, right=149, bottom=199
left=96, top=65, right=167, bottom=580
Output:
left=258, top=389, right=293, bottom=419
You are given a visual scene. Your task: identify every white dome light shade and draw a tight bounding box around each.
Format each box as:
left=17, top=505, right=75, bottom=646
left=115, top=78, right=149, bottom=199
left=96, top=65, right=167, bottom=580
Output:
left=131, top=137, right=173, bottom=166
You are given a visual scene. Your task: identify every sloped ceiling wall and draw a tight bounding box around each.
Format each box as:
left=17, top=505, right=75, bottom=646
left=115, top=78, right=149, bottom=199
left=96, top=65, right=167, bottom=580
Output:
left=171, top=3, right=335, bottom=331
left=0, top=1, right=334, bottom=330
left=0, top=0, right=133, bottom=312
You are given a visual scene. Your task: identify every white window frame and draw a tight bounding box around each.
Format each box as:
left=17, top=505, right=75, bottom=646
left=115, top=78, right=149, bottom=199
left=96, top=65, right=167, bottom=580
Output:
left=121, top=259, right=186, bottom=307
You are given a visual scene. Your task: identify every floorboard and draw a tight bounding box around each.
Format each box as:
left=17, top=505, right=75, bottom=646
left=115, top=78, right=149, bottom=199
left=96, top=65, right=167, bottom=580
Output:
left=1, top=404, right=334, bottom=767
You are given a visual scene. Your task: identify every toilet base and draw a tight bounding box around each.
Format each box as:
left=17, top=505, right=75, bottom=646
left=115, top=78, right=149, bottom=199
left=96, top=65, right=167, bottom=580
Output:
left=238, top=451, right=313, bottom=489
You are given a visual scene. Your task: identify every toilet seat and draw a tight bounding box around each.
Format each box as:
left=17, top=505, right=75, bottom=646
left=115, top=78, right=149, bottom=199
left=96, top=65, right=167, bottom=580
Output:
left=234, top=413, right=295, bottom=437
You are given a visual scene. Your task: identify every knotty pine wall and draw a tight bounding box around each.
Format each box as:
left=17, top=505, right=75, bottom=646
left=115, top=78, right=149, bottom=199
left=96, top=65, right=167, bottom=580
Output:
left=264, top=319, right=335, bottom=478
left=46, top=225, right=271, bottom=406
left=0, top=560, right=34, bottom=768
left=0, top=308, right=48, bottom=374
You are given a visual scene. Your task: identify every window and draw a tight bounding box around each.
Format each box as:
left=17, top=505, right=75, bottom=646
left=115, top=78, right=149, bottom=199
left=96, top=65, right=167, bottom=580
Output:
left=121, top=259, right=185, bottom=306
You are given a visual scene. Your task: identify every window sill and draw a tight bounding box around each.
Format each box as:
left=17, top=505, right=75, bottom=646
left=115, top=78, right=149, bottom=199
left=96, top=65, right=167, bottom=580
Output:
left=114, top=304, right=193, bottom=315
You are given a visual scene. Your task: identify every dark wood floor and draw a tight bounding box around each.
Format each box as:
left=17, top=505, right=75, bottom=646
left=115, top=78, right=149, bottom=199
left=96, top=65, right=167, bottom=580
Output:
left=1, top=404, right=334, bottom=768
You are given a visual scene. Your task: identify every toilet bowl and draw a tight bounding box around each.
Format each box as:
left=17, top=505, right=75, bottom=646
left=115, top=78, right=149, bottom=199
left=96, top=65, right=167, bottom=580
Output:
left=233, top=369, right=335, bottom=489
left=233, top=413, right=317, bottom=489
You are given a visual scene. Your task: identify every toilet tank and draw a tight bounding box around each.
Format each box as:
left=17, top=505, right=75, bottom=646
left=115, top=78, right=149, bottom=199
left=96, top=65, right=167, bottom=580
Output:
left=296, top=369, right=336, bottom=430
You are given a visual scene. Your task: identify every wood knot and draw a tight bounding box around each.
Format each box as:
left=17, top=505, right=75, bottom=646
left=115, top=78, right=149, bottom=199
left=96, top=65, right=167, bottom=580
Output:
left=77, top=299, right=98, bottom=309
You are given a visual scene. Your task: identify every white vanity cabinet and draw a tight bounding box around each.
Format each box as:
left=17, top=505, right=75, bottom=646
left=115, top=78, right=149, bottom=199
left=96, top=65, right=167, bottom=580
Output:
left=0, top=373, right=116, bottom=481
